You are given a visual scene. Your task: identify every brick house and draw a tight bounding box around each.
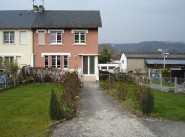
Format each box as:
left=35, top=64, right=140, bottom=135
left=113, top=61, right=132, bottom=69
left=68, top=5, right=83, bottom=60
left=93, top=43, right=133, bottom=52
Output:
left=0, top=7, right=102, bottom=81
left=32, top=9, right=102, bottom=81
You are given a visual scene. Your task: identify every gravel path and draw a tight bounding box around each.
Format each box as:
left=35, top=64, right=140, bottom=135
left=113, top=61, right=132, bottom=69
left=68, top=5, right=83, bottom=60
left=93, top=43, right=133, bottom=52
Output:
left=51, top=82, right=185, bottom=137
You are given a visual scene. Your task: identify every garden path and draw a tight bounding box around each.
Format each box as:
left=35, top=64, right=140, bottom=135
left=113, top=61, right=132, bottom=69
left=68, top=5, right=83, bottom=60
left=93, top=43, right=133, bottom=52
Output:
left=52, top=82, right=156, bottom=137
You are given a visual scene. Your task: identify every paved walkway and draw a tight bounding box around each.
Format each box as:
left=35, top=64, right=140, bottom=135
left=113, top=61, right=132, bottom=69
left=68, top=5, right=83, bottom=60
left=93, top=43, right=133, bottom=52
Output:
left=52, top=82, right=155, bottom=137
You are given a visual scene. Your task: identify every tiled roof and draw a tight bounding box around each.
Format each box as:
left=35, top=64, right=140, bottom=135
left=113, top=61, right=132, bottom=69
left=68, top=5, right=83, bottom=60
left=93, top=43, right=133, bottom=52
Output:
left=33, top=10, right=102, bottom=28
left=0, top=10, right=102, bottom=29
left=0, top=10, right=37, bottom=29
left=124, top=52, right=185, bottom=59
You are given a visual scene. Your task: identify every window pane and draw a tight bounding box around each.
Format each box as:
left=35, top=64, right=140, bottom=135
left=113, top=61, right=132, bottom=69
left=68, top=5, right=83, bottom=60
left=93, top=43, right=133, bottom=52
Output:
left=90, top=56, right=95, bottom=74
left=57, top=33, right=62, bottom=43
left=80, top=33, right=85, bottom=43
left=20, top=31, right=26, bottom=44
left=75, top=33, right=79, bottom=43
left=83, top=56, right=88, bottom=74
left=44, top=56, right=48, bottom=68
left=64, top=56, right=68, bottom=68
left=51, top=32, right=56, bottom=43
left=52, top=56, right=56, bottom=68
left=57, top=56, right=61, bottom=68
left=38, top=31, right=45, bottom=45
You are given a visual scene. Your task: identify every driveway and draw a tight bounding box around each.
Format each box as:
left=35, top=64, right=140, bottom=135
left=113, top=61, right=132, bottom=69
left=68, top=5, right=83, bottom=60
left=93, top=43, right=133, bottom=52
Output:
left=52, top=82, right=185, bottom=137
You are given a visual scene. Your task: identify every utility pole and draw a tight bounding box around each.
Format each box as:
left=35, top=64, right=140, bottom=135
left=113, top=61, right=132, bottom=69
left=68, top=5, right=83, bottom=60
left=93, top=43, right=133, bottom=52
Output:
left=158, top=49, right=169, bottom=69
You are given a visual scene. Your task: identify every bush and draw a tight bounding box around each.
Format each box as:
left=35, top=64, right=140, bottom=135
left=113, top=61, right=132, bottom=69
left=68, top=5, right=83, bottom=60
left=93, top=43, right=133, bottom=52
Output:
left=139, top=88, right=154, bottom=115
left=59, top=71, right=81, bottom=119
left=116, top=83, right=127, bottom=100
left=135, top=85, right=144, bottom=103
left=49, top=89, right=61, bottom=120
left=119, top=73, right=133, bottom=83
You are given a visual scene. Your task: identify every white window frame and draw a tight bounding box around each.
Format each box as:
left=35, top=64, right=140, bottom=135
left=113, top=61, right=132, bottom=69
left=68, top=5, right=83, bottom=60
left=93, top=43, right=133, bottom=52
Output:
left=3, top=31, right=15, bottom=44
left=71, top=29, right=88, bottom=45
left=48, top=29, right=64, bottom=45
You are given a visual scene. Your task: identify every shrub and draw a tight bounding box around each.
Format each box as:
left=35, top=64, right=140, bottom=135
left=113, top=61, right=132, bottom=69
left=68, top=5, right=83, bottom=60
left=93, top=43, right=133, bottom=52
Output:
left=49, top=89, right=61, bottom=120
left=59, top=71, right=81, bottom=119
left=135, top=85, right=144, bottom=103
left=139, top=88, right=154, bottom=115
left=119, top=73, right=133, bottom=83
left=117, top=83, right=127, bottom=100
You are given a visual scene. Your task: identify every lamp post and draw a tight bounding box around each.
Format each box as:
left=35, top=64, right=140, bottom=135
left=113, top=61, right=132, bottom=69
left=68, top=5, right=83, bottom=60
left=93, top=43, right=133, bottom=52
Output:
left=158, top=49, right=169, bottom=69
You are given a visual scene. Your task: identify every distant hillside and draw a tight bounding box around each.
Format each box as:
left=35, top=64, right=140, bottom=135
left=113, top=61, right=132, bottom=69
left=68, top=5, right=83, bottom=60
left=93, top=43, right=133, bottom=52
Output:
left=99, top=41, right=185, bottom=53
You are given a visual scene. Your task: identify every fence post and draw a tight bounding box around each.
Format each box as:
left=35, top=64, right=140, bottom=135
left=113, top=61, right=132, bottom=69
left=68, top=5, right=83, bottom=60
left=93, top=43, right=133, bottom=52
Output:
left=174, top=77, right=177, bottom=93
left=5, top=74, right=7, bottom=89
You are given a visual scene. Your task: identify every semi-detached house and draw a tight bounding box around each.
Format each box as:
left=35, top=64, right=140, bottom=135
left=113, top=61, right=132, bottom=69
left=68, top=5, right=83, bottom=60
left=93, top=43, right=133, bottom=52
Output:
left=0, top=6, right=102, bottom=81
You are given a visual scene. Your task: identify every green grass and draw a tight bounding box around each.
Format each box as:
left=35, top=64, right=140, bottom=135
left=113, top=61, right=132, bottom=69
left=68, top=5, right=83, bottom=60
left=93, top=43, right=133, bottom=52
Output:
left=100, top=82, right=185, bottom=120
left=0, top=83, right=60, bottom=137
left=153, top=89, right=185, bottom=120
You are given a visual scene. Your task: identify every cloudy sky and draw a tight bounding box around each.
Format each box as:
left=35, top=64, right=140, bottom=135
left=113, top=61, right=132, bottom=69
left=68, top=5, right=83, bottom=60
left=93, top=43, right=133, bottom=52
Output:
left=0, top=0, right=185, bottom=43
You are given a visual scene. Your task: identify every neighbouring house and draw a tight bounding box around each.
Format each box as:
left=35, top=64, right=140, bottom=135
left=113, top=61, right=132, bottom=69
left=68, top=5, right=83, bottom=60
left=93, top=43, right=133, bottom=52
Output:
left=122, top=51, right=185, bottom=76
left=0, top=6, right=102, bottom=81
left=0, top=10, right=36, bottom=68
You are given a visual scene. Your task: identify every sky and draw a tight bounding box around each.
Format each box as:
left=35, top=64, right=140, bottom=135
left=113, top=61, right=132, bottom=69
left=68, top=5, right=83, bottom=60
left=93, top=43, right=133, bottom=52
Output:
left=0, top=0, right=185, bottom=44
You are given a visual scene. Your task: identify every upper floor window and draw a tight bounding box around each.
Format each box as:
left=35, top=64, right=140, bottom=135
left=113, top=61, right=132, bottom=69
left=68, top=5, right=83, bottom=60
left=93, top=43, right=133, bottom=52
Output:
left=48, top=30, right=64, bottom=45
left=4, top=31, right=15, bottom=44
left=36, top=30, right=46, bottom=45
left=19, top=31, right=27, bottom=45
left=72, top=30, right=88, bottom=45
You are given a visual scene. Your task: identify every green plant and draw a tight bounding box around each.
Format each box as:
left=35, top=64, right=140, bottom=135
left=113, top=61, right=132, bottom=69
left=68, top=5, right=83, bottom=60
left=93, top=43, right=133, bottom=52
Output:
left=49, top=89, right=61, bottom=120
left=139, top=88, right=154, bottom=115
left=117, top=83, right=127, bottom=100
left=162, top=68, right=169, bottom=77
left=10, top=61, right=19, bottom=86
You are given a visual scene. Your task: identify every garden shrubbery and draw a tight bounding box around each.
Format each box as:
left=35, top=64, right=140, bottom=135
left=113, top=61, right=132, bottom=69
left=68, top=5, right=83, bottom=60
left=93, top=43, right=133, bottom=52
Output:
left=100, top=73, right=154, bottom=116
left=49, top=71, right=81, bottom=120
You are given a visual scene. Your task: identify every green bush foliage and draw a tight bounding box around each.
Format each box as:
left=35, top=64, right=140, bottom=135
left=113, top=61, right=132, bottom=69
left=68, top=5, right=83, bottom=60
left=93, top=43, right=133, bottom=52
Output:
left=139, top=88, right=154, bottom=115
left=49, top=89, right=61, bottom=120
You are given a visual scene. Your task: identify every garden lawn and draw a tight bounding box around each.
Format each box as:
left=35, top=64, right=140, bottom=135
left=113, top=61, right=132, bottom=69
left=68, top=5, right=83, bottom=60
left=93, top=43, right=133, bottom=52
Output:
left=0, top=83, right=59, bottom=137
left=153, top=89, right=185, bottom=120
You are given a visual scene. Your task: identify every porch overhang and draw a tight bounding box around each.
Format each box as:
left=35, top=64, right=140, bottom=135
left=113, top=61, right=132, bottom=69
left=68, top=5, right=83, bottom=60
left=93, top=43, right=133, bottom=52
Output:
left=145, top=59, right=185, bottom=65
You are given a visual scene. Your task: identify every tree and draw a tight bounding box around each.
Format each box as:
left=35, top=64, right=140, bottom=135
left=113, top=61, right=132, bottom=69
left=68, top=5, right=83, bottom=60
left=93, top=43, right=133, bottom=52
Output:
left=10, top=61, right=19, bottom=86
left=49, top=89, right=61, bottom=120
left=99, top=46, right=112, bottom=63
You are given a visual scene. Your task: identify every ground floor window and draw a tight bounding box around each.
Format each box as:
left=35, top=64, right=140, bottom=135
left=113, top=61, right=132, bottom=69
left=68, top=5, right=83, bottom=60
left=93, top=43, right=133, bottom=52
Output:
left=52, top=56, right=61, bottom=68
left=44, top=56, right=49, bottom=68
left=43, top=55, right=69, bottom=69
left=83, top=56, right=95, bottom=74
left=64, top=55, right=68, bottom=69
